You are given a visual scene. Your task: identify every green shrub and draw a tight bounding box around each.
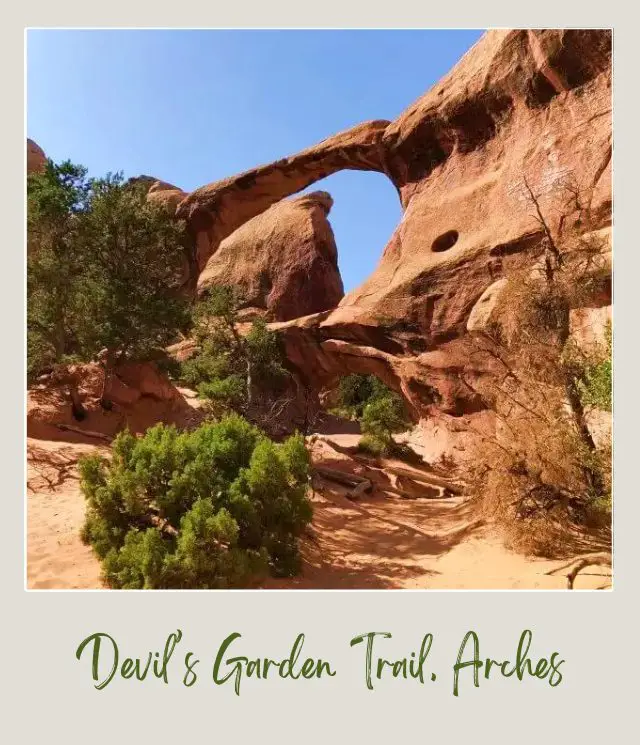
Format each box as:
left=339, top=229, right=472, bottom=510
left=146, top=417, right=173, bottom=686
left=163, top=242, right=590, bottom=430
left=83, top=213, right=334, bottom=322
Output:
left=576, top=325, right=612, bottom=412
left=331, top=373, right=410, bottom=456
left=79, top=415, right=312, bottom=588
left=357, top=434, right=387, bottom=457
left=197, top=375, right=246, bottom=412
left=359, top=390, right=409, bottom=455
left=179, top=287, right=288, bottom=415
left=333, top=374, right=392, bottom=419
left=361, top=394, right=407, bottom=437
left=181, top=345, right=229, bottom=389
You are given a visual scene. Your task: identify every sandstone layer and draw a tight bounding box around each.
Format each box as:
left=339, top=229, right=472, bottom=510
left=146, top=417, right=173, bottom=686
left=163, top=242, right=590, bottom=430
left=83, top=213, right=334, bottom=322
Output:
left=178, top=29, right=611, bottom=435
left=197, top=191, right=344, bottom=320
left=27, top=361, right=199, bottom=442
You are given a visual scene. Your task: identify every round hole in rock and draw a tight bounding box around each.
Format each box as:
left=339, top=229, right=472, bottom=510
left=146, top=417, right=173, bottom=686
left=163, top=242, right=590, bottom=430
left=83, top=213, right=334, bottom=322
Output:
left=432, top=230, right=459, bottom=253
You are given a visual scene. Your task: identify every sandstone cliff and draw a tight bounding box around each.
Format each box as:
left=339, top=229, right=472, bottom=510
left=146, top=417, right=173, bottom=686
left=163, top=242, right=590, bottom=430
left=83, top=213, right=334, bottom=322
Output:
left=178, top=29, right=612, bottom=433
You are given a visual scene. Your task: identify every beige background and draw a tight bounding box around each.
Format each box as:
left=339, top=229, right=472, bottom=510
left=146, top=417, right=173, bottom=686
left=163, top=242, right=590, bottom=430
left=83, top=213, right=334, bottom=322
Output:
left=3, top=2, right=637, bottom=742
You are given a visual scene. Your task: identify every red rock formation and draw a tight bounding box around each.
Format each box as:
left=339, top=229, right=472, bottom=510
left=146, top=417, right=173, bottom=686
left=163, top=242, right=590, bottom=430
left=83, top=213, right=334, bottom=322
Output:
left=129, top=176, right=190, bottom=214
left=28, top=30, right=612, bottom=450
left=197, top=191, right=344, bottom=320
left=27, top=138, right=47, bottom=175
left=176, top=119, right=391, bottom=271
left=180, top=30, right=611, bottom=431
left=27, top=361, right=197, bottom=442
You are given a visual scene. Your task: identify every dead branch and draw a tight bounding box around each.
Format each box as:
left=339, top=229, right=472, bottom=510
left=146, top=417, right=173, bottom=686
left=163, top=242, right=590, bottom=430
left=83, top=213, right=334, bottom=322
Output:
left=522, top=175, right=563, bottom=266
left=313, top=466, right=368, bottom=488
left=546, top=552, right=612, bottom=589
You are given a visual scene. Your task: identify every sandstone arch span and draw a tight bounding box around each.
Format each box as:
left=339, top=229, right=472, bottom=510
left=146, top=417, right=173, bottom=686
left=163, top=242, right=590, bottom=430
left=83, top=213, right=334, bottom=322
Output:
left=176, top=29, right=612, bottom=424
left=176, top=119, right=394, bottom=272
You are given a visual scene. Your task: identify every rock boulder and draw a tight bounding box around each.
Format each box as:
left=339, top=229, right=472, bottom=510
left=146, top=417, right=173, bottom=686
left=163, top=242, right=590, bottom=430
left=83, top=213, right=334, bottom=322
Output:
left=197, top=191, right=344, bottom=320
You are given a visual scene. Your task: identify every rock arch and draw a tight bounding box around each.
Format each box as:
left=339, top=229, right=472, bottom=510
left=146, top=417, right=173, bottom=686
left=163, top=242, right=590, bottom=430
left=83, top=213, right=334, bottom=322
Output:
left=176, top=29, right=612, bottom=422
left=176, top=119, right=394, bottom=272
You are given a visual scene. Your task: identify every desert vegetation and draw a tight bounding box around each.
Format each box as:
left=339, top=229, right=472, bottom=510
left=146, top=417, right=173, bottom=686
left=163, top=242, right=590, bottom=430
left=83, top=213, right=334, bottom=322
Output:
left=179, top=286, right=291, bottom=421
left=463, top=214, right=612, bottom=555
left=29, top=160, right=313, bottom=589
left=79, top=415, right=312, bottom=588
left=330, top=374, right=411, bottom=456
left=27, top=161, right=189, bottom=389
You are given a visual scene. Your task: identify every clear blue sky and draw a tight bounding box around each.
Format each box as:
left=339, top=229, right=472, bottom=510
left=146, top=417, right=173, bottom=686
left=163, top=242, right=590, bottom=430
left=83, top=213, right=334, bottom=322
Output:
left=27, top=29, right=483, bottom=292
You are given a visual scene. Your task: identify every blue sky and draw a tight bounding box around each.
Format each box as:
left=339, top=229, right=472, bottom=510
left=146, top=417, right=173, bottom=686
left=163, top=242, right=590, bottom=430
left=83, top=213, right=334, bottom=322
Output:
left=27, top=29, right=483, bottom=292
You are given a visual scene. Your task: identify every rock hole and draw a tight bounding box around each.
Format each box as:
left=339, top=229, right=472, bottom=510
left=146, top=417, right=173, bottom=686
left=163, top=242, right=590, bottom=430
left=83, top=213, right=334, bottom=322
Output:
left=526, top=71, right=559, bottom=109
left=447, top=94, right=513, bottom=153
left=432, top=230, right=459, bottom=253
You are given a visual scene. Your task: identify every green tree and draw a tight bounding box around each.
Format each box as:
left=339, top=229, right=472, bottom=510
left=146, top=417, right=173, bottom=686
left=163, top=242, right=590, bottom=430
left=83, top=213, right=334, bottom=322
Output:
left=359, top=392, right=409, bottom=455
left=333, top=373, right=391, bottom=419
left=27, top=162, right=189, bottom=390
left=79, top=415, right=312, bottom=588
left=181, top=286, right=288, bottom=414
left=27, top=160, right=91, bottom=378
left=331, top=373, right=410, bottom=455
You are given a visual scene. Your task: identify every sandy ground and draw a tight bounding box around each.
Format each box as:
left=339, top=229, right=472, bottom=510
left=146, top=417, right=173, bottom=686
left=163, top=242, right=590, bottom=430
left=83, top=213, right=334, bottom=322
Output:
left=27, top=439, right=104, bottom=589
left=26, top=434, right=611, bottom=591
left=266, top=487, right=611, bottom=590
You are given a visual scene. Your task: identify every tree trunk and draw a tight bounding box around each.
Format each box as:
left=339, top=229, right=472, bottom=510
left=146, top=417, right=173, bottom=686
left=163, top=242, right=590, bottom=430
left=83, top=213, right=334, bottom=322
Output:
left=100, top=350, right=116, bottom=410
left=68, top=383, right=86, bottom=421
left=246, top=358, right=253, bottom=408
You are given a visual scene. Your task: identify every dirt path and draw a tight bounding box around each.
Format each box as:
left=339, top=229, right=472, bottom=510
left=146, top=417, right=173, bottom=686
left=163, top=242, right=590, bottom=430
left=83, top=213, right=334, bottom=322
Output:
left=26, top=435, right=611, bottom=591
left=266, top=485, right=611, bottom=590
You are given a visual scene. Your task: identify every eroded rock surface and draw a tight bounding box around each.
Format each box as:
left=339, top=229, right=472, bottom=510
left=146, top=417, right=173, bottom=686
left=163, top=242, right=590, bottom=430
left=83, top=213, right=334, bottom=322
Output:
left=27, top=361, right=200, bottom=442
left=198, top=191, right=344, bottom=320
left=178, top=29, right=611, bottom=440
left=176, top=119, right=391, bottom=271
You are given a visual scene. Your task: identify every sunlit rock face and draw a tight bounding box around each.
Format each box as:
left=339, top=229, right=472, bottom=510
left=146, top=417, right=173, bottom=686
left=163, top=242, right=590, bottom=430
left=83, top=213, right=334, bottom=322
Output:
left=27, top=138, right=47, bottom=175
left=191, top=30, right=610, bottom=429
left=197, top=191, right=344, bottom=321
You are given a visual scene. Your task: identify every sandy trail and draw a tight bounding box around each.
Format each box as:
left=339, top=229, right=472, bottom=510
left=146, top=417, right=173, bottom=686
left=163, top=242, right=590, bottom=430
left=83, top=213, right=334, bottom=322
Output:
left=26, top=435, right=611, bottom=591
left=27, top=439, right=104, bottom=589
left=266, top=486, right=611, bottom=590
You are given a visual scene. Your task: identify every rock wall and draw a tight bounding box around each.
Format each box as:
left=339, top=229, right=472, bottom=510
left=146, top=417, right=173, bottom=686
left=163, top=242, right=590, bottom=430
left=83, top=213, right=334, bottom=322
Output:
left=179, top=29, right=611, bottom=427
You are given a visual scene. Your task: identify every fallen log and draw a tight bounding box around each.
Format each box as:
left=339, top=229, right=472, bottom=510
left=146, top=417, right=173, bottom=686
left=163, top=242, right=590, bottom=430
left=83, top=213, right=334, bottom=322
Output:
left=313, top=466, right=368, bottom=488
left=365, top=462, right=465, bottom=495
left=313, top=465, right=451, bottom=501
left=56, top=423, right=111, bottom=442
left=348, top=479, right=374, bottom=501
